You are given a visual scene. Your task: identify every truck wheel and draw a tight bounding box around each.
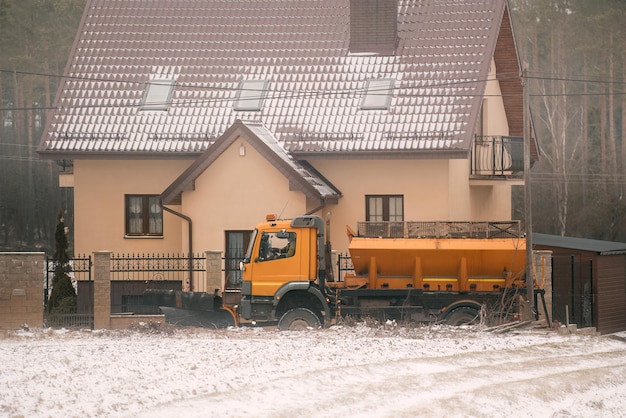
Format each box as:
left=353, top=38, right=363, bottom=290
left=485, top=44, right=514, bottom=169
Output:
left=445, top=307, right=479, bottom=326
left=277, top=308, right=321, bottom=331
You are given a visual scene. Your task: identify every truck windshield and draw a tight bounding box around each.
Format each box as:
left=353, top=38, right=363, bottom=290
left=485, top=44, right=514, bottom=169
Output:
left=242, top=229, right=257, bottom=263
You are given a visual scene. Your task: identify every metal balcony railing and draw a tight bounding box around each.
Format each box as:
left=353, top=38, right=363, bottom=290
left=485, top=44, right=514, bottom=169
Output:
left=356, top=220, right=524, bottom=239
left=471, top=135, right=523, bottom=177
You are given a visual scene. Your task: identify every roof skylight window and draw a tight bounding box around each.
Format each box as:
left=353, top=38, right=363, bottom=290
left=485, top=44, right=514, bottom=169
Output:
left=234, top=80, right=268, bottom=111
left=361, top=79, right=394, bottom=110
left=141, top=79, right=175, bottom=111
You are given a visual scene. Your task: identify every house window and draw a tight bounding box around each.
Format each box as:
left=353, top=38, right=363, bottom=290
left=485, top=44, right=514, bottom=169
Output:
left=361, top=79, right=394, bottom=110
left=125, top=195, right=163, bottom=236
left=366, top=195, right=403, bottom=221
left=234, top=80, right=267, bottom=111
left=140, top=79, right=175, bottom=111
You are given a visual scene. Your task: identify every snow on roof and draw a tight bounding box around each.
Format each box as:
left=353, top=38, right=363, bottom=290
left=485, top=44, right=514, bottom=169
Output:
left=39, top=0, right=513, bottom=157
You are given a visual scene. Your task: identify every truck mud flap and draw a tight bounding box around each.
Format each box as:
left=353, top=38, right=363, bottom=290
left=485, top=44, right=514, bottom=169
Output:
left=159, top=306, right=237, bottom=328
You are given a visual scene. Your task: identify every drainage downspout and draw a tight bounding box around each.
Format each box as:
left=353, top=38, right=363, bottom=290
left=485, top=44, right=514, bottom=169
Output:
left=162, top=206, right=194, bottom=292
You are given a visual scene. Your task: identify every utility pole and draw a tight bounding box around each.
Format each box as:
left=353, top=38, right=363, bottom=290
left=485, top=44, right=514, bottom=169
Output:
left=522, top=68, right=535, bottom=319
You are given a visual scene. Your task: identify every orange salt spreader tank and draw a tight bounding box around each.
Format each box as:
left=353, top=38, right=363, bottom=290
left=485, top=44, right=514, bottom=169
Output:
left=340, top=226, right=526, bottom=293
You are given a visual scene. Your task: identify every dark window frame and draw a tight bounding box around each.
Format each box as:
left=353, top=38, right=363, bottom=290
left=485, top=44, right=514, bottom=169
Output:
left=365, top=194, right=404, bottom=222
left=125, top=194, right=163, bottom=237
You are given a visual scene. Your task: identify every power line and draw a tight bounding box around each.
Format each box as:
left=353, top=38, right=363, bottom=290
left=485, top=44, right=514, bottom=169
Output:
left=0, top=155, right=53, bottom=162
left=0, top=143, right=39, bottom=149
left=1, top=67, right=624, bottom=113
left=527, top=72, right=626, bottom=86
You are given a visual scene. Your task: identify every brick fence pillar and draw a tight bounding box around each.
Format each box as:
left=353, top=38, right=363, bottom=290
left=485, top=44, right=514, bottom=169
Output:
left=205, top=250, right=223, bottom=295
left=0, top=252, right=44, bottom=329
left=93, top=251, right=111, bottom=329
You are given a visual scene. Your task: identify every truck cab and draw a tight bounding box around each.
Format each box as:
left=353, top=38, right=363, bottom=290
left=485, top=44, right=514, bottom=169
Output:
left=239, top=215, right=331, bottom=329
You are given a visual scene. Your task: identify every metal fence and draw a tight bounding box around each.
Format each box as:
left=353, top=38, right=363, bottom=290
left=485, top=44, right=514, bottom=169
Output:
left=110, top=253, right=206, bottom=289
left=337, top=253, right=355, bottom=282
left=356, top=220, right=524, bottom=239
left=44, top=255, right=93, bottom=328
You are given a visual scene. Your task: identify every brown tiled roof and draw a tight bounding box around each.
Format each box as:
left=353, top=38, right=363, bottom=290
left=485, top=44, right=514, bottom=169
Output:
left=38, top=0, right=518, bottom=158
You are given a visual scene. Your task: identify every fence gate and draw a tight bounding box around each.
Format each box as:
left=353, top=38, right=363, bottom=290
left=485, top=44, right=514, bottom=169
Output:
left=551, top=255, right=594, bottom=328
left=44, top=255, right=93, bottom=328
left=109, top=253, right=202, bottom=313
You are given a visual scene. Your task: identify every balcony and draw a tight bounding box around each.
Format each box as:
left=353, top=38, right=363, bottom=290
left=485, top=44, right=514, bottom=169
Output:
left=470, top=135, right=523, bottom=179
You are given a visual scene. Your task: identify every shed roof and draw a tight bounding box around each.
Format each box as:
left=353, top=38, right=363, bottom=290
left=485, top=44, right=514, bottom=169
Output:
left=39, top=0, right=521, bottom=158
left=533, top=233, right=626, bottom=256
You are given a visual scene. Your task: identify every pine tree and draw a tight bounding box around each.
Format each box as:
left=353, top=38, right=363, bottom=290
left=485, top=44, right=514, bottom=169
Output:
left=48, top=210, right=76, bottom=313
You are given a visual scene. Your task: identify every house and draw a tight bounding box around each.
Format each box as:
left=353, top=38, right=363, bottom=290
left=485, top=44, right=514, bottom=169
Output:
left=534, top=233, right=626, bottom=334
left=38, top=0, right=538, bottom=292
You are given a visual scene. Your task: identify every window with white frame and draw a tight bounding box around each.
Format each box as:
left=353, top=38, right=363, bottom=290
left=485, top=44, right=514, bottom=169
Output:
left=140, top=79, right=176, bottom=111
left=234, top=80, right=268, bottom=111
left=361, top=78, right=394, bottom=110
left=125, top=195, right=163, bottom=236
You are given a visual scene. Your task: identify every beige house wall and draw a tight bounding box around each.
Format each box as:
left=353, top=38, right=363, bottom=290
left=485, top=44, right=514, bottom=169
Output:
left=468, top=58, right=514, bottom=221
left=485, top=58, right=509, bottom=137
left=290, top=158, right=452, bottom=254
left=73, top=159, right=192, bottom=256
left=180, top=137, right=308, bottom=253
left=69, top=59, right=516, bottom=258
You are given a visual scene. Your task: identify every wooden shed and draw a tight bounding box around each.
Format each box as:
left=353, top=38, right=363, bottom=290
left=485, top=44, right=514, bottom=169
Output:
left=534, top=233, right=626, bottom=334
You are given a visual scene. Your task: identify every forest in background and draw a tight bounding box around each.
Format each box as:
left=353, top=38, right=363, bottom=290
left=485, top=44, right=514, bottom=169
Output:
left=0, top=0, right=625, bottom=253
left=511, top=0, right=626, bottom=241
left=0, top=0, right=84, bottom=252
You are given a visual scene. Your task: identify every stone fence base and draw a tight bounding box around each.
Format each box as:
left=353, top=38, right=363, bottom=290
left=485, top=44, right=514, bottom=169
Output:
left=0, top=253, right=45, bottom=329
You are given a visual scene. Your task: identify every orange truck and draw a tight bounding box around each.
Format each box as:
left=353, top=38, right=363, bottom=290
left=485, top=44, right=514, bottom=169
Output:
left=150, top=214, right=538, bottom=329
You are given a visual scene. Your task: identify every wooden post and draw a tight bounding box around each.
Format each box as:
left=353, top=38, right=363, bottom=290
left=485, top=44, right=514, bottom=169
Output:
left=523, top=68, right=535, bottom=318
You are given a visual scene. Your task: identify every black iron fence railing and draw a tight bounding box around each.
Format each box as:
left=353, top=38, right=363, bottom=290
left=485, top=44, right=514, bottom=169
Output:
left=356, top=220, right=524, bottom=239
left=337, top=253, right=355, bottom=282
left=110, top=253, right=206, bottom=285
left=44, top=255, right=92, bottom=328
left=471, top=135, right=523, bottom=176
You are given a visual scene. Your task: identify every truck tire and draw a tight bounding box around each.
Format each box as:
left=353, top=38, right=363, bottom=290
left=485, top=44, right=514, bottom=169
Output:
left=277, top=308, right=321, bottom=331
left=444, top=307, right=479, bottom=326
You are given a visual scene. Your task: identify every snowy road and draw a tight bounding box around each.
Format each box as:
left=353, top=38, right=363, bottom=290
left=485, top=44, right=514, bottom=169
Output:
left=1, top=324, right=625, bottom=417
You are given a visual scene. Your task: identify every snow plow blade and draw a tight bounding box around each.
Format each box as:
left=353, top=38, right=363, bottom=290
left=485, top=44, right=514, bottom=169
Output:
left=143, top=289, right=238, bottom=328
left=158, top=306, right=237, bottom=328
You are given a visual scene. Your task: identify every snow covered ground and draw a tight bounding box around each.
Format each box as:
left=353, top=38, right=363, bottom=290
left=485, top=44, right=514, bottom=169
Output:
left=1, top=323, right=625, bottom=418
